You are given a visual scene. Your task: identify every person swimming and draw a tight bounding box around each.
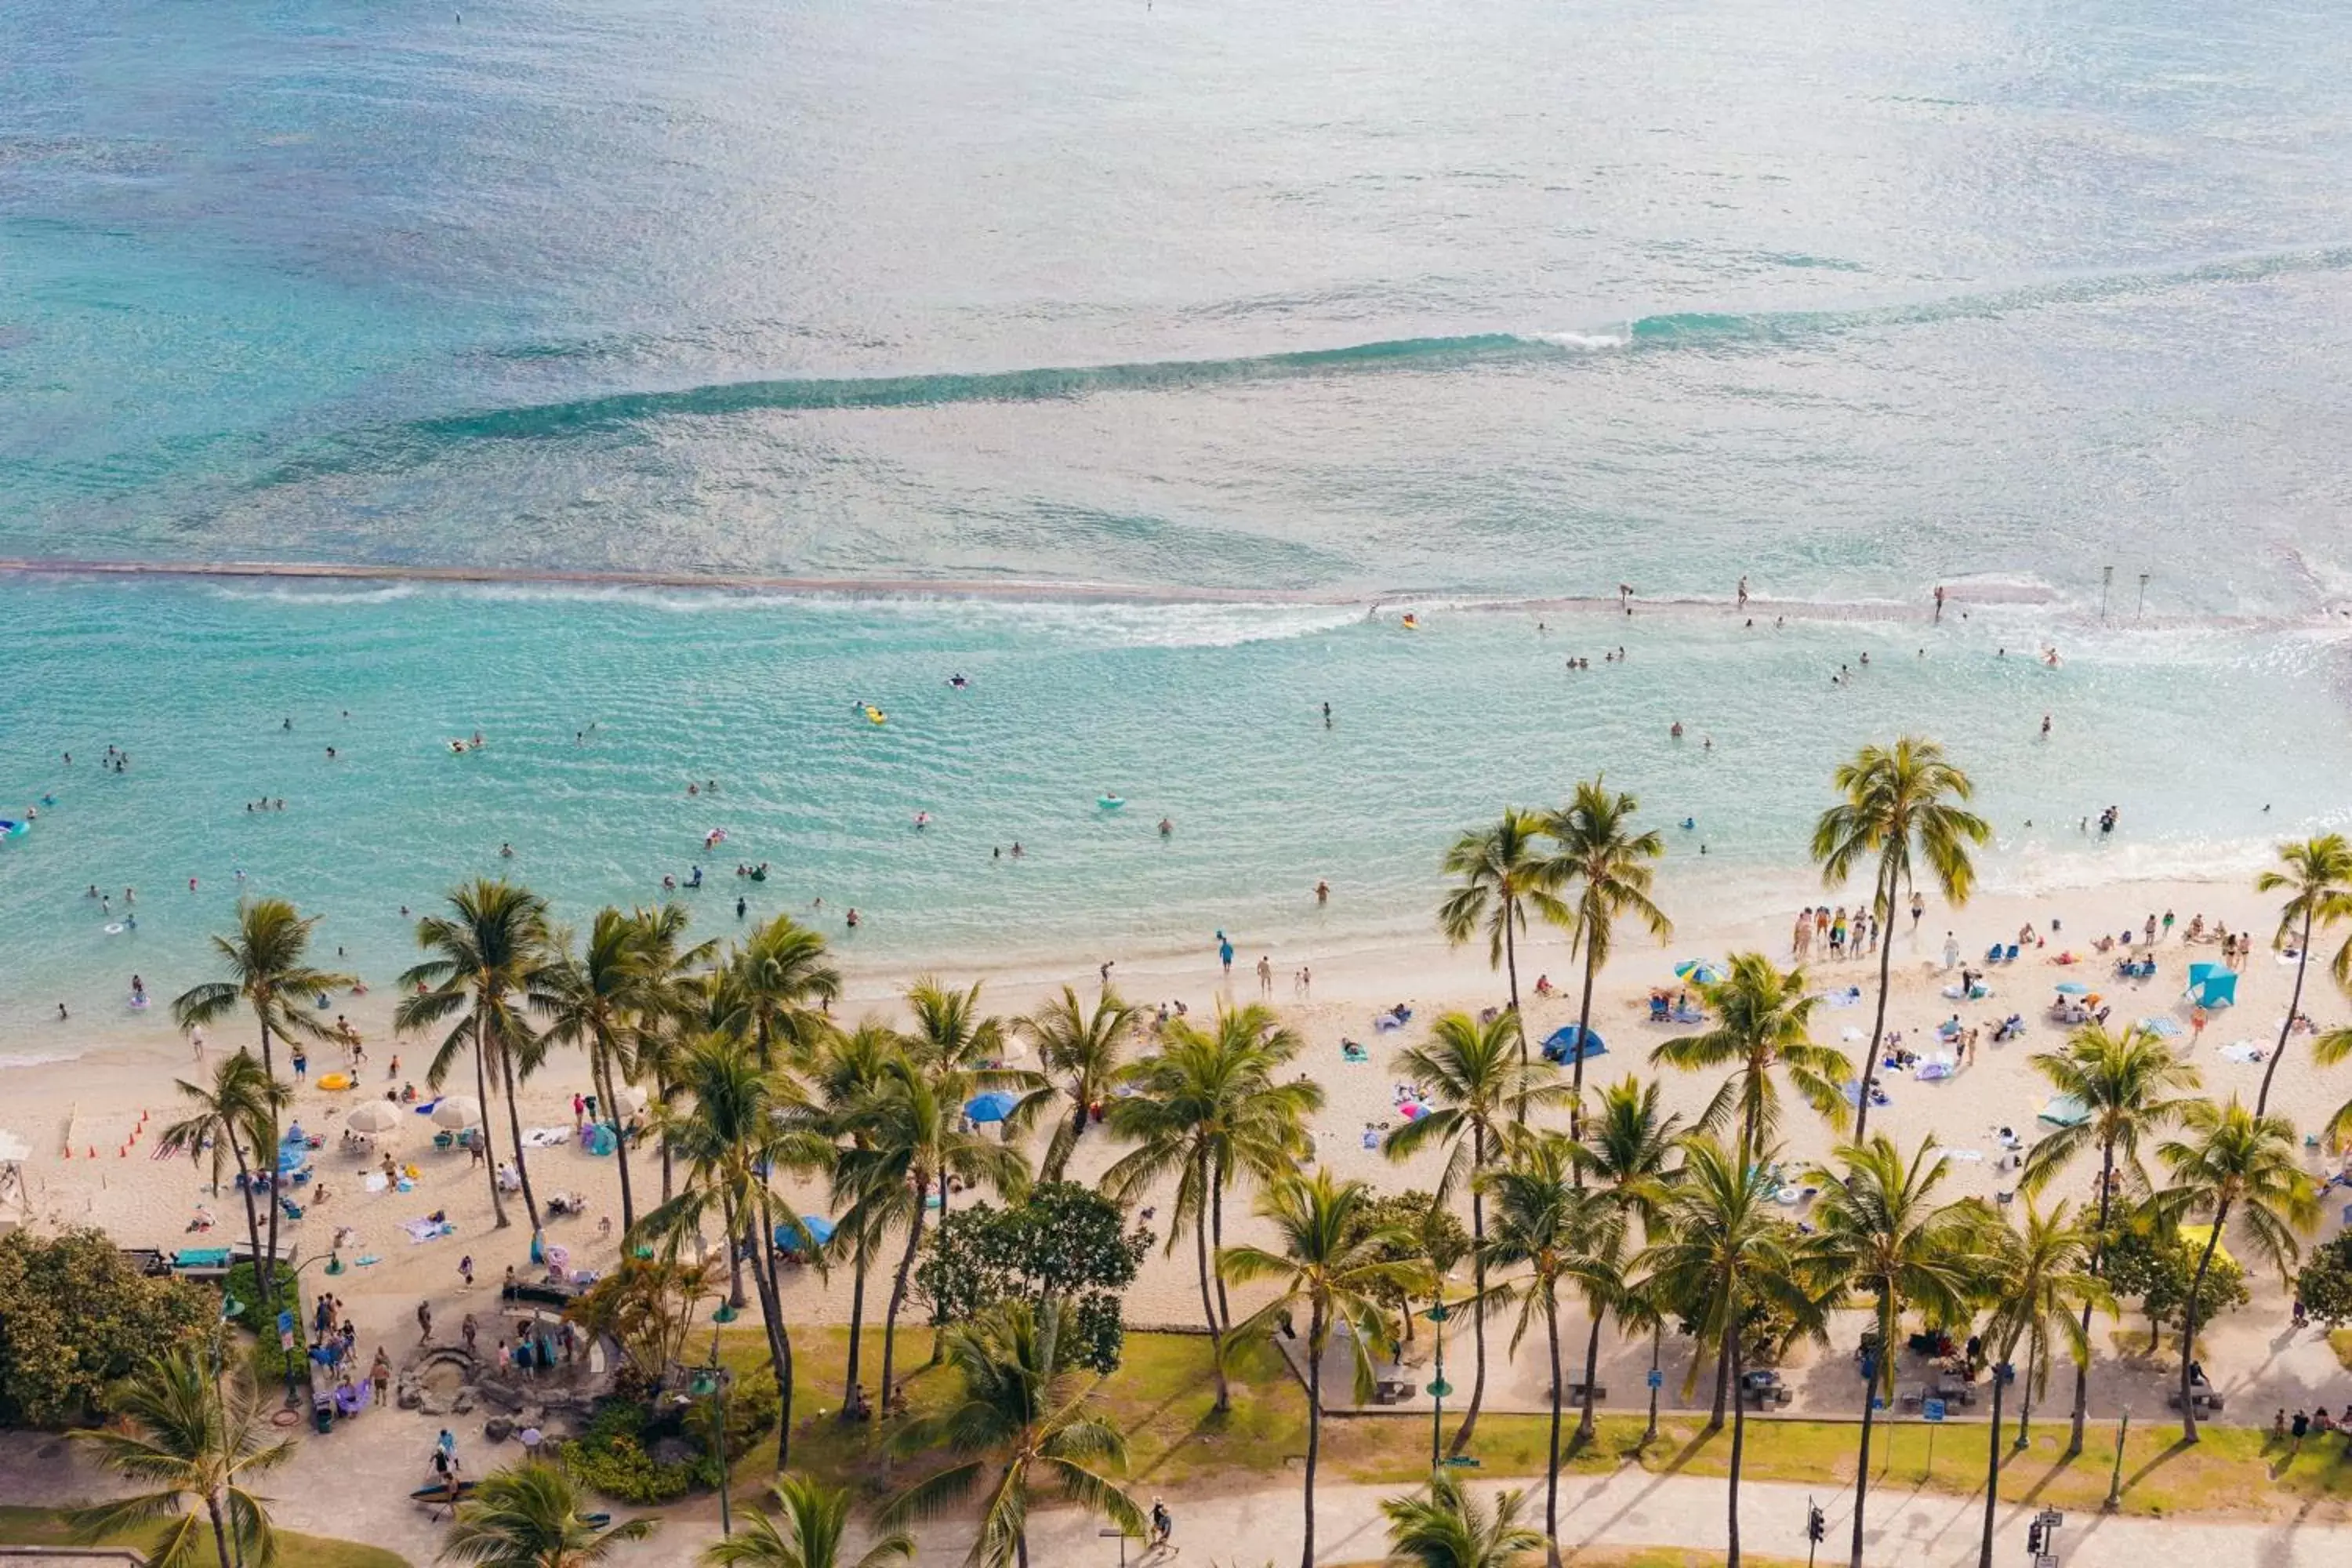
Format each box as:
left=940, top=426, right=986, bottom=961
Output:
left=913, top=811, right=931, bottom=829
left=948, top=673, right=968, bottom=689
left=1158, top=818, right=1173, bottom=837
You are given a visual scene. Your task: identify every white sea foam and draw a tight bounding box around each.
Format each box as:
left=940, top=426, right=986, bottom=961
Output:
left=0, top=1049, right=85, bottom=1070
left=1526, top=330, right=1629, bottom=351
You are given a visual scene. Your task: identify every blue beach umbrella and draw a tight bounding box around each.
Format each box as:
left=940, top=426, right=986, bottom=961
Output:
left=2054, top=982, right=2089, bottom=996
left=1540, top=1025, right=1606, bottom=1065
left=1673, top=960, right=1726, bottom=985
left=773, top=1215, right=836, bottom=1254
left=964, top=1091, right=1020, bottom=1124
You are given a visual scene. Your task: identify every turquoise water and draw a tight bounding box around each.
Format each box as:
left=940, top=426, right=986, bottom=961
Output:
left=2, top=578, right=2348, bottom=1033
left=9, top=0, right=2352, bottom=1028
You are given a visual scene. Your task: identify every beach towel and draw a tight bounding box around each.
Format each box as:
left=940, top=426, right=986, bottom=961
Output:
left=414, top=1099, right=441, bottom=1114
left=521, top=1127, right=572, bottom=1149
left=2220, top=1041, right=2266, bottom=1064
left=1915, top=1060, right=1956, bottom=1082
left=1939, top=1149, right=1985, bottom=1162
left=363, top=1173, right=388, bottom=1193
left=2139, top=1016, right=2183, bottom=1037
left=1840, top=1026, right=1867, bottom=1042
left=353, top=1255, right=380, bottom=1267
left=402, top=1218, right=456, bottom=1243
left=1819, top=987, right=1863, bottom=1008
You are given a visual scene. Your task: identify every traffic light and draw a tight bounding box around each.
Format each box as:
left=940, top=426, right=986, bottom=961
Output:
left=1806, top=1505, right=1826, bottom=1543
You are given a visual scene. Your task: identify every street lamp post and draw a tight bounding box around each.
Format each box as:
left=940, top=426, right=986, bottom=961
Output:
left=691, top=1327, right=735, bottom=1537
left=1421, top=1295, right=1454, bottom=1473
left=2103, top=1406, right=2130, bottom=1512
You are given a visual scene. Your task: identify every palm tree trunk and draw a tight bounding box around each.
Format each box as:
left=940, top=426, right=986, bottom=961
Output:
left=1577, top=1311, right=1603, bottom=1444
left=496, top=1044, right=543, bottom=1232
left=1708, top=1337, right=1730, bottom=1432
left=1544, top=1297, right=1565, bottom=1568
left=1195, top=1196, right=1229, bottom=1413
left=1570, top=949, right=1601, bottom=1163
left=227, top=1141, right=267, bottom=1325
left=927, top=1171, right=953, bottom=1367
left=722, top=1189, right=746, bottom=1309
left=597, top=1046, right=637, bottom=1236
left=1980, top=1359, right=2007, bottom=1568
left=843, top=1244, right=870, bottom=1419
left=1454, top=1131, right=1488, bottom=1454
left=1644, top=1326, right=1662, bottom=1445
left=878, top=1181, right=927, bottom=1419
left=1727, top=1323, right=1748, bottom=1568
left=257, top=1017, right=283, bottom=1308
left=1300, top=1300, right=1323, bottom=1568
left=2256, top=909, right=2314, bottom=1116
left=475, top=1020, right=510, bottom=1229
left=1851, top=859, right=1896, bottom=1148
left=751, top=1191, right=795, bottom=1475
left=1211, top=1156, right=1233, bottom=1334
left=207, top=1495, right=234, bottom=1568
left=2180, top=1200, right=2229, bottom=1443
left=2068, top=1141, right=2117, bottom=1457
left=1504, top=906, right=1527, bottom=1124
left=1849, top=1299, right=1886, bottom=1568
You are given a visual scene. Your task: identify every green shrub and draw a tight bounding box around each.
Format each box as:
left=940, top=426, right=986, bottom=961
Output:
left=682, top=1367, right=779, bottom=1461
left=0, top=1229, right=213, bottom=1426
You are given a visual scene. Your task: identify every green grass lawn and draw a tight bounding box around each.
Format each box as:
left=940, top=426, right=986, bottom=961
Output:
left=0, top=1504, right=409, bottom=1568
left=710, top=1326, right=2352, bottom=1524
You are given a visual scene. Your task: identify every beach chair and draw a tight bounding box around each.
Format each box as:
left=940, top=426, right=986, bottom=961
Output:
left=2004, top=945, right=2020, bottom=963
left=1647, top=995, right=1671, bottom=1022
left=1985, top=943, right=2003, bottom=963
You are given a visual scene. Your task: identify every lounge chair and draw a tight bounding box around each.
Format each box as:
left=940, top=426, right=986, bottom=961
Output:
left=2004, top=944, right=2020, bottom=962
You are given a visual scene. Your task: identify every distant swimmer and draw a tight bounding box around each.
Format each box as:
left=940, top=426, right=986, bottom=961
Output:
left=1315, top=880, right=1330, bottom=905
left=1399, top=614, right=1420, bottom=630
left=735, top=896, right=746, bottom=920
left=948, top=673, right=969, bottom=689
left=1158, top=818, right=1173, bottom=837
left=1669, top=720, right=1684, bottom=739
left=2040, top=713, right=2052, bottom=737
left=1321, top=702, right=1332, bottom=728
left=1680, top=817, right=1696, bottom=831
left=913, top=811, right=931, bottom=829
left=499, top=842, right=514, bottom=858
left=845, top=908, right=860, bottom=929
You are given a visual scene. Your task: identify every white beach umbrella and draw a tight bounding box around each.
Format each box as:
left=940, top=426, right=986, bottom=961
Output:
left=612, top=1084, right=648, bottom=1117
left=430, top=1096, right=484, bottom=1130
left=347, top=1101, right=401, bottom=1134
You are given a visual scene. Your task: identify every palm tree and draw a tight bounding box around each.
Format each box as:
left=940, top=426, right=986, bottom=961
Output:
left=632, top=910, right=720, bottom=1206
left=1805, top=1135, right=1989, bottom=1568
left=1476, top=1128, right=1605, bottom=1564
left=1637, top=1137, right=1824, bottom=1566
left=398, top=880, right=556, bottom=1232
left=836, top=1047, right=1032, bottom=1423
left=1009, top=985, right=1137, bottom=1183
left=1385, top=1010, right=1570, bottom=1454
left=814, top=1020, right=905, bottom=1419
left=539, top=906, right=709, bottom=1236
left=1544, top=779, right=1671, bottom=1146
left=702, top=1474, right=912, bottom=1568
left=69, top=1349, right=295, bottom=1568
left=1810, top=737, right=1991, bottom=1144
left=2020, top=1022, right=2201, bottom=1454
left=1219, top=1171, right=1426, bottom=1568
left=902, top=978, right=1044, bottom=1232
left=2252, top=834, right=2352, bottom=1115
left=878, top=1301, right=1143, bottom=1568
left=1103, top=1004, right=1319, bottom=1406
left=1439, top=808, right=1570, bottom=1111
left=1377, top=1469, right=1545, bottom=1568
left=1573, top=1076, right=1683, bottom=1447
left=2155, top=1098, right=2318, bottom=1442
left=1976, top=1201, right=2105, bottom=1568
left=1651, top=953, right=1849, bottom=1171
left=723, top=915, right=841, bottom=1069
left=437, top=1457, right=655, bottom=1567
left=637, top=1033, right=835, bottom=1472
left=171, top=898, right=350, bottom=1301
left=156, top=1051, right=289, bottom=1317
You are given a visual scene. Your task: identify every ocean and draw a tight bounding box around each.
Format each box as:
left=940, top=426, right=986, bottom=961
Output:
left=5, top=0, right=2352, bottom=1033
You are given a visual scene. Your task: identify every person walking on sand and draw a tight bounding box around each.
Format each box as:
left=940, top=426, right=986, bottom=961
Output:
left=1737, top=575, right=1749, bottom=610
left=416, top=1299, right=433, bottom=1343
left=1943, top=931, right=1961, bottom=971
left=1256, top=955, right=1272, bottom=996
left=1216, top=931, right=1234, bottom=978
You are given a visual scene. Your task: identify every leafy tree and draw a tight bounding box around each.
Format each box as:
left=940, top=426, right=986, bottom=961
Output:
left=879, top=1300, right=1143, bottom=1568
left=2100, top=1218, right=2247, bottom=1341
left=1438, top=808, right=1568, bottom=1106
left=1543, top=778, right=1671, bottom=1147
left=156, top=1049, right=289, bottom=1328
left=438, top=1457, right=657, bottom=1567
left=1378, top=1469, right=1544, bottom=1568
left=2155, top=1097, right=2315, bottom=1441
left=67, top=1347, right=294, bottom=1568
left=2253, top=834, right=2352, bottom=1115
left=2294, top=1232, right=2352, bottom=1327
left=399, top=879, right=557, bottom=1232
left=702, top=1473, right=912, bottom=1568
left=915, top=1182, right=1150, bottom=1374
left=1804, top=1135, right=1989, bottom=1568
left=1345, top=1190, right=1469, bottom=1348
left=1383, top=1009, right=1569, bottom=1452
left=1221, top=1171, right=1426, bottom=1568
left=171, top=897, right=350, bottom=1305
left=1810, top=737, right=1990, bottom=1144
left=0, top=1229, right=212, bottom=1427
left=564, top=1255, right=720, bottom=1398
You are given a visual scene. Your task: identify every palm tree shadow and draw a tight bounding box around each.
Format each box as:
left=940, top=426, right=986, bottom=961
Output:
left=2119, top=1436, right=2198, bottom=1495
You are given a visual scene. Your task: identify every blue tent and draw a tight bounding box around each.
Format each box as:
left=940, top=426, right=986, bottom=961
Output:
left=1540, top=1025, right=1606, bottom=1065
left=965, top=1091, right=1019, bottom=1124
left=773, top=1214, right=836, bottom=1254
left=2188, top=963, right=2238, bottom=1008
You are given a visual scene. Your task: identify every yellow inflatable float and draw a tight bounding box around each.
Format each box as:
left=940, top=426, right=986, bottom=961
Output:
left=864, top=706, right=887, bottom=725
left=317, top=1072, right=353, bottom=1091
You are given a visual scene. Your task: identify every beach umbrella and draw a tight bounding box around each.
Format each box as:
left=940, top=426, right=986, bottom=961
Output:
left=347, top=1102, right=401, bottom=1134
left=1673, top=960, right=1726, bottom=985
left=612, top=1084, right=649, bottom=1117
left=1540, top=1024, right=1606, bottom=1065
left=430, top=1096, right=484, bottom=1130
left=773, top=1214, right=837, bottom=1254
left=2054, top=982, right=2089, bottom=996
left=964, top=1091, right=1019, bottom=1124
